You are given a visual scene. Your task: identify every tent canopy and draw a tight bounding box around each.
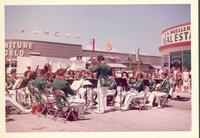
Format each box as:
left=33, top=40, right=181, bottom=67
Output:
left=107, top=63, right=127, bottom=68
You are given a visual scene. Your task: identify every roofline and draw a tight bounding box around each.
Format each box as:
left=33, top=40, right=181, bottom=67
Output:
left=159, top=41, right=191, bottom=51
left=82, top=49, right=161, bottom=58
left=5, top=39, right=82, bottom=47
left=161, top=22, right=191, bottom=34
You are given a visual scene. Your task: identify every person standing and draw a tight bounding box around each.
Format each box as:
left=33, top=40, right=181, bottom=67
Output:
left=90, top=55, right=112, bottom=114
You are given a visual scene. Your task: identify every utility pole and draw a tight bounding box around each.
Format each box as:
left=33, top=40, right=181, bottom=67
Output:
left=92, top=38, right=95, bottom=51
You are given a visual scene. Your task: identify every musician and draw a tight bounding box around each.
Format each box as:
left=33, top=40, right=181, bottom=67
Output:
left=52, top=69, right=75, bottom=97
left=146, top=72, right=171, bottom=107
left=23, top=66, right=31, bottom=78
left=6, top=69, right=17, bottom=90
left=114, top=72, right=130, bottom=108
left=33, top=69, right=48, bottom=91
left=52, top=68, right=85, bottom=119
left=75, top=70, right=94, bottom=107
left=66, top=70, right=75, bottom=79
left=148, top=73, right=156, bottom=92
left=120, top=72, right=145, bottom=111
left=89, top=55, right=112, bottom=114
left=106, top=73, right=117, bottom=106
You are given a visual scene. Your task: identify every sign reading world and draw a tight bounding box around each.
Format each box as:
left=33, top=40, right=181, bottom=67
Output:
left=161, top=23, right=191, bottom=46
left=5, top=41, right=33, bottom=57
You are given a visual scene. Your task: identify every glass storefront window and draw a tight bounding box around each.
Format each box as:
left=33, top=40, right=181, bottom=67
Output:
left=170, top=51, right=182, bottom=68
left=183, top=50, right=191, bottom=68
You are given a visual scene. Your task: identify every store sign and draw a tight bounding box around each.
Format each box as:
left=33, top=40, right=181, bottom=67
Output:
left=5, top=41, right=33, bottom=57
left=161, top=24, right=191, bottom=46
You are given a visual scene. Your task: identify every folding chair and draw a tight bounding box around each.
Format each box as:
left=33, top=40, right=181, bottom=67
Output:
left=30, top=87, right=44, bottom=114
left=130, top=92, right=149, bottom=111
left=107, top=89, right=117, bottom=106
left=159, top=86, right=174, bottom=108
left=160, top=93, right=171, bottom=108
left=52, top=90, right=78, bottom=122
left=130, top=97, right=146, bottom=111
left=39, top=88, right=56, bottom=117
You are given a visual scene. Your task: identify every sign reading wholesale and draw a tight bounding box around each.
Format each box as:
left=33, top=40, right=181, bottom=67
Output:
left=161, top=23, right=191, bottom=46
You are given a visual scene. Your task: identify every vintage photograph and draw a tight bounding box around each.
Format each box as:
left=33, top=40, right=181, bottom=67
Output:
left=4, top=4, right=193, bottom=134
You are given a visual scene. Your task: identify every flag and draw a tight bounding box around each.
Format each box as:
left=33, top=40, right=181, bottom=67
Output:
left=65, top=33, right=72, bottom=38
left=54, top=32, right=60, bottom=37
left=32, top=30, right=39, bottom=35
left=21, top=29, right=25, bottom=33
left=43, top=31, right=49, bottom=35
left=74, top=34, right=80, bottom=38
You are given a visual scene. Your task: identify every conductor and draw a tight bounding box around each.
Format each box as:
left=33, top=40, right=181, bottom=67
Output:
left=90, top=55, right=112, bottom=114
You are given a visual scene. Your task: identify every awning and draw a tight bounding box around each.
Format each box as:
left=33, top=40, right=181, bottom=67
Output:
left=152, top=65, right=162, bottom=69
left=107, top=63, right=127, bottom=68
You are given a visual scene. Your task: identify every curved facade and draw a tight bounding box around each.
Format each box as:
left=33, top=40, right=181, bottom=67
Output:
left=159, top=22, right=191, bottom=68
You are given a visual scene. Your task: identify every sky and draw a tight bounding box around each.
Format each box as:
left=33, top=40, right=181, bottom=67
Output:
left=5, top=5, right=190, bottom=56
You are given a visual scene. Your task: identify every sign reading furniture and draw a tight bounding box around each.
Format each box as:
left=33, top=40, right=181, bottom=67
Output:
left=5, top=41, right=33, bottom=57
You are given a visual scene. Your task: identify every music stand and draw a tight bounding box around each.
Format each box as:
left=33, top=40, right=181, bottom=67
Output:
left=115, top=78, right=128, bottom=89
left=84, top=79, right=98, bottom=110
left=114, top=78, right=128, bottom=107
left=143, top=79, right=150, bottom=87
left=17, top=78, right=30, bottom=89
left=155, top=79, right=162, bottom=84
left=86, top=79, right=97, bottom=88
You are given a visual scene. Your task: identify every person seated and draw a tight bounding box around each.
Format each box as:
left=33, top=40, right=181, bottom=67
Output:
left=52, top=68, right=85, bottom=119
left=6, top=69, right=17, bottom=90
left=33, top=69, right=48, bottom=92
left=114, top=72, right=131, bottom=108
left=120, top=72, right=145, bottom=110
left=146, top=72, right=171, bottom=108
left=106, top=76, right=117, bottom=106
left=147, top=73, right=156, bottom=92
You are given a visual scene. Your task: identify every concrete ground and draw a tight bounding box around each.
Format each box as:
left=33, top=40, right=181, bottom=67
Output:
left=6, top=91, right=191, bottom=132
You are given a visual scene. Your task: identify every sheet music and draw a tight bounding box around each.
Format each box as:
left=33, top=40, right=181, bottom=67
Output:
left=82, top=80, right=92, bottom=86
left=13, top=78, right=23, bottom=89
left=70, top=79, right=84, bottom=91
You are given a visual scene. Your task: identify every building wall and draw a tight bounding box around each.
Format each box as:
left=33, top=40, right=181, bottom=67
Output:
left=159, top=23, right=191, bottom=68
left=5, top=39, right=82, bottom=59
left=5, top=39, right=162, bottom=69
left=82, top=50, right=161, bottom=65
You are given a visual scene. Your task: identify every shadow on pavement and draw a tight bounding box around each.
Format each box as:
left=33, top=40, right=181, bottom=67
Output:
left=6, top=118, right=15, bottom=122
left=173, top=96, right=190, bottom=102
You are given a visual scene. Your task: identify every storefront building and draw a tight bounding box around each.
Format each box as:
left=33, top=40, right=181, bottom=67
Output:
left=159, top=22, right=191, bottom=69
left=5, top=39, right=162, bottom=72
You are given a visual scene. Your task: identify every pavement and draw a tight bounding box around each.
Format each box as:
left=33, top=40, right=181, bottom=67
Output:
left=6, top=91, right=192, bottom=132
